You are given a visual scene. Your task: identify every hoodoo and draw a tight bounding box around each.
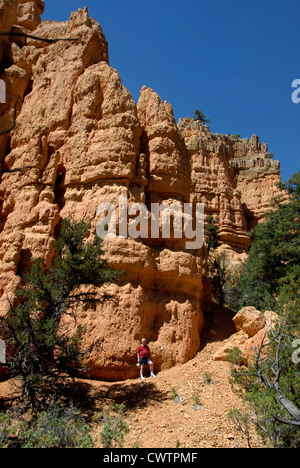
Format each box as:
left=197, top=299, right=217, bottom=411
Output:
left=0, top=2, right=283, bottom=380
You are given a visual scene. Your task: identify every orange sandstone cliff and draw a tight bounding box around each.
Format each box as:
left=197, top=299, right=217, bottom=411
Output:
left=0, top=2, right=282, bottom=380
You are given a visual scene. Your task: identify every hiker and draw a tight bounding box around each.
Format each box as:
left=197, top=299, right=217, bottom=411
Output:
left=137, top=338, right=156, bottom=380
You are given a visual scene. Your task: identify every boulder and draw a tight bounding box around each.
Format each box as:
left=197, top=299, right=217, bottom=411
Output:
left=213, top=308, right=279, bottom=365
left=243, top=310, right=279, bottom=365
left=233, top=306, right=266, bottom=337
left=213, top=330, right=248, bottom=362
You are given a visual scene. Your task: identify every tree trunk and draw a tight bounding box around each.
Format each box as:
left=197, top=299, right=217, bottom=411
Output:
left=274, top=383, right=300, bottom=422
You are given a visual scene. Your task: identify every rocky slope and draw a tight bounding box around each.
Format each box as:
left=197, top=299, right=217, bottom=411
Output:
left=0, top=303, right=264, bottom=448
left=0, top=2, right=283, bottom=380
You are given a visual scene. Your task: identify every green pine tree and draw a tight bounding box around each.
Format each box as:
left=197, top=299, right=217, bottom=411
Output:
left=204, top=216, right=230, bottom=305
left=194, top=109, right=211, bottom=124
left=228, top=171, right=300, bottom=312
left=204, top=215, right=221, bottom=257
left=227, top=171, right=300, bottom=447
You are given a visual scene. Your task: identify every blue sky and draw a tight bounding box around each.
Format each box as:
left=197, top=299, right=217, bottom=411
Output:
left=42, top=0, right=300, bottom=182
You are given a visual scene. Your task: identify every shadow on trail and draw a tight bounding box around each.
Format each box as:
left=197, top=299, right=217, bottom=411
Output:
left=0, top=378, right=169, bottom=418
left=47, top=377, right=170, bottom=416
left=0, top=394, right=19, bottom=412
left=92, top=380, right=169, bottom=411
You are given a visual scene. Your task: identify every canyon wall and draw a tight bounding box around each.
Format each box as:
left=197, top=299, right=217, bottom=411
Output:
left=178, top=118, right=282, bottom=261
left=0, top=2, right=282, bottom=380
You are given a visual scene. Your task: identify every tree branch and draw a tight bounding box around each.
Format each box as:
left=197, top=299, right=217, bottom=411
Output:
left=255, top=318, right=300, bottom=424
left=0, top=32, right=78, bottom=44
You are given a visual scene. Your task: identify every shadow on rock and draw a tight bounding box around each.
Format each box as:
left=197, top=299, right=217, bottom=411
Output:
left=200, top=301, right=237, bottom=350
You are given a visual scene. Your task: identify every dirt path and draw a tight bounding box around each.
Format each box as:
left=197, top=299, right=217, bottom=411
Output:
left=88, top=304, right=261, bottom=448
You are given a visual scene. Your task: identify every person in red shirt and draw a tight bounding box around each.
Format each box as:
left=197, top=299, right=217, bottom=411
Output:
left=136, top=338, right=156, bottom=380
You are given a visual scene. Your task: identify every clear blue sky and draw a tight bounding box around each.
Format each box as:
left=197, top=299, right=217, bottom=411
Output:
left=42, top=0, right=300, bottom=183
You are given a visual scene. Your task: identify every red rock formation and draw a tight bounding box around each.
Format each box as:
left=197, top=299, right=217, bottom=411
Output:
left=0, top=5, right=205, bottom=380
left=178, top=118, right=283, bottom=258
left=0, top=3, right=284, bottom=380
left=213, top=308, right=279, bottom=364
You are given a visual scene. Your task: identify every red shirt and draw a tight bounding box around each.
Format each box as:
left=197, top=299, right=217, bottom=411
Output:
left=137, top=344, right=150, bottom=359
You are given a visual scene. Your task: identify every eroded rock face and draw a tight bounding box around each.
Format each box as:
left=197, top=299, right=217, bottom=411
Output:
left=0, top=3, right=284, bottom=380
left=0, top=5, right=204, bottom=380
left=17, top=0, right=45, bottom=31
left=178, top=118, right=283, bottom=258
left=137, top=86, right=191, bottom=203
left=213, top=308, right=279, bottom=364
